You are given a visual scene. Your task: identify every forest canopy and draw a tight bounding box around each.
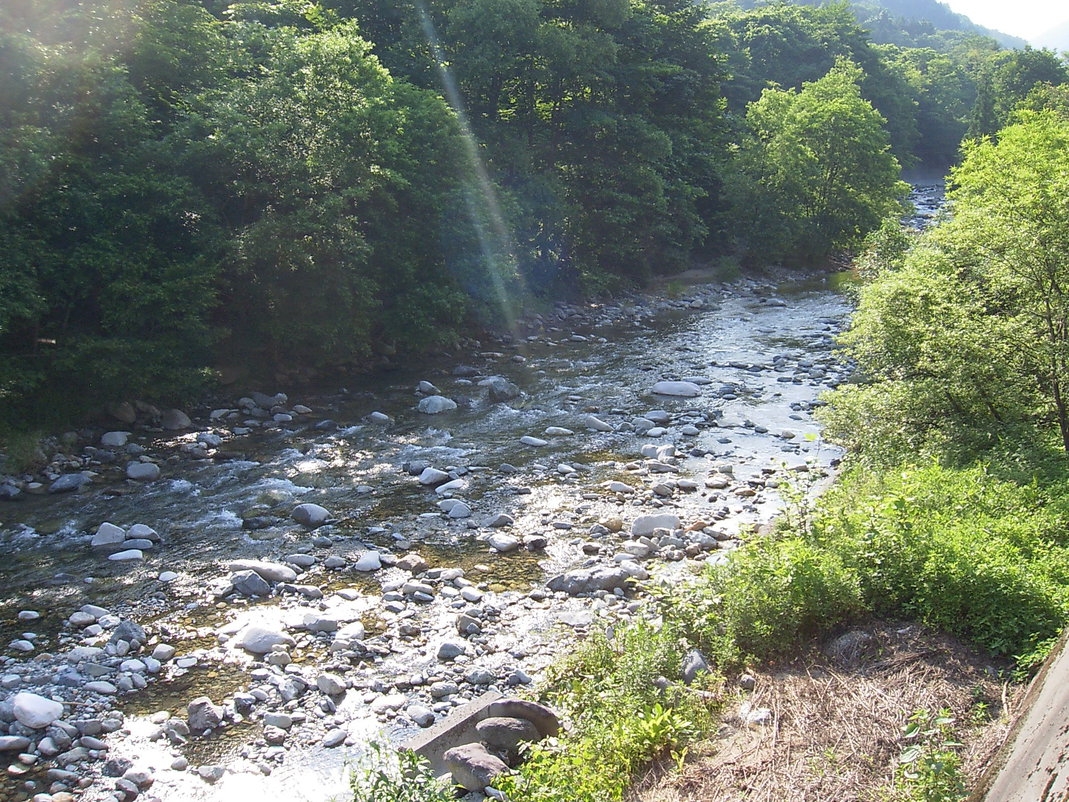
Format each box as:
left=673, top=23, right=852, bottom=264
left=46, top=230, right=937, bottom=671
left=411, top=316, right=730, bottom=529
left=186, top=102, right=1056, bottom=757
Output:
left=0, top=0, right=1066, bottom=427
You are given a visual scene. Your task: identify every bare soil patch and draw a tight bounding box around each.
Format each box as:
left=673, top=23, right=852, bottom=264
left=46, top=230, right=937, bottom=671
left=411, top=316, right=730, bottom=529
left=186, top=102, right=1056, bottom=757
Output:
left=629, top=622, right=1024, bottom=802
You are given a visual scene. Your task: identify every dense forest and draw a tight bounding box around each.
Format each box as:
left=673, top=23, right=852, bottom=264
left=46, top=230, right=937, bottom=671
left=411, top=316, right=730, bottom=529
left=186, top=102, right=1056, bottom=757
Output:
left=1, top=0, right=1067, bottom=429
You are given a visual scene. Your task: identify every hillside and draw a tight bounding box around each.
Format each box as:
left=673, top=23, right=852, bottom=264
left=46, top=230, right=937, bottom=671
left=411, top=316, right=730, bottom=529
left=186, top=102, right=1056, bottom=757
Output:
left=735, top=0, right=1029, bottom=48
left=1035, top=19, right=1069, bottom=52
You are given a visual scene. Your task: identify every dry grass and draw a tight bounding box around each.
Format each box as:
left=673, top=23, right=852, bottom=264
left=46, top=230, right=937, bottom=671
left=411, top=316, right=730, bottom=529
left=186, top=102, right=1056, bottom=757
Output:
left=628, top=622, right=1023, bottom=802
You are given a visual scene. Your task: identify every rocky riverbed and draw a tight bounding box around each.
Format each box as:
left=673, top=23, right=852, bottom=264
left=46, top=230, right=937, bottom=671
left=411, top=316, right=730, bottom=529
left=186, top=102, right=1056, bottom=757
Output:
left=0, top=270, right=853, bottom=802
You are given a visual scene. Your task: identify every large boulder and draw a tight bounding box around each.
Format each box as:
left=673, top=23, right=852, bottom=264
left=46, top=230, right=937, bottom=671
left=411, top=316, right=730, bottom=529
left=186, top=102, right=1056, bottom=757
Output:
left=232, top=570, right=271, bottom=597
left=417, top=395, right=458, bottom=414
left=160, top=409, right=192, bottom=430
left=475, top=716, right=540, bottom=752
left=91, top=522, right=126, bottom=548
left=443, top=742, right=509, bottom=791
left=227, top=559, right=297, bottom=583
left=483, top=376, right=521, bottom=403
left=187, top=696, right=224, bottom=733
left=631, top=513, right=681, bottom=537
left=126, top=461, right=161, bottom=481
left=651, top=380, right=702, bottom=397
left=12, top=692, right=64, bottom=729
left=291, top=503, right=331, bottom=528
left=546, top=566, right=631, bottom=596
left=236, top=626, right=295, bottom=655
left=49, top=473, right=88, bottom=494
left=484, top=699, right=560, bottom=738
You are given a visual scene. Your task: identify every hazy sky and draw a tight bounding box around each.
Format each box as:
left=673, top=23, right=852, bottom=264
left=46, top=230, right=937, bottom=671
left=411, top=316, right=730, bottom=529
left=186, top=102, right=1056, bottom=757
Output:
left=941, top=0, right=1069, bottom=42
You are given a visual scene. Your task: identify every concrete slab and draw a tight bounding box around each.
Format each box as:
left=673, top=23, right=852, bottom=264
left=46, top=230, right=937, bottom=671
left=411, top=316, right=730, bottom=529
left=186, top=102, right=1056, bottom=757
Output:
left=403, top=690, right=503, bottom=776
left=970, top=629, right=1069, bottom=801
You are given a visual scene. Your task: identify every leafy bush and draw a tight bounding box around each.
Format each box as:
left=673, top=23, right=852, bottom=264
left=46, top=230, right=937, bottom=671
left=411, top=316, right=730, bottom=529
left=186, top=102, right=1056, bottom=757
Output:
left=662, top=535, right=864, bottom=669
left=348, top=740, right=453, bottom=802
left=813, top=460, right=1069, bottom=670
left=496, top=619, right=716, bottom=802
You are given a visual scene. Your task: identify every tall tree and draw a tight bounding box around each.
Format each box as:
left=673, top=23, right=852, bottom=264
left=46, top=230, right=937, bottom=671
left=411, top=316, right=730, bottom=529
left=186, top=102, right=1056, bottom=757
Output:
left=826, top=111, right=1069, bottom=457
left=733, top=58, right=908, bottom=266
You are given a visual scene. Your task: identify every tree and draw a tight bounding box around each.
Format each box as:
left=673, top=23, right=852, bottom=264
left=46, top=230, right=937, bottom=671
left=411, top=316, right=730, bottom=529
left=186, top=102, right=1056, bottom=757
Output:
left=733, top=58, right=908, bottom=266
left=825, top=111, right=1069, bottom=458
left=946, top=111, right=1069, bottom=450
left=185, top=17, right=483, bottom=372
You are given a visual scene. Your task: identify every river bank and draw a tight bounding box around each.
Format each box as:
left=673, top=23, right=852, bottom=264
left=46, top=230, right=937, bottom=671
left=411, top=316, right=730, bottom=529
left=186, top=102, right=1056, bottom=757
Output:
left=0, top=263, right=856, bottom=802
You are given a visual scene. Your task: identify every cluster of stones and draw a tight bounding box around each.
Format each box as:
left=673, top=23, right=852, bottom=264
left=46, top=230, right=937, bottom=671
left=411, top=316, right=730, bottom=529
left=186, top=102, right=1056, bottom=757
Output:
left=414, top=371, right=522, bottom=417
left=0, top=391, right=313, bottom=502
left=124, top=547, right=559, bottom=785
left=1, top=603, right=183, bottom=801
left=440, top=699, right=561, bottom=792
left=88, top=522, right=164, bottom=565
left=0, top=275, right=851, bottom=801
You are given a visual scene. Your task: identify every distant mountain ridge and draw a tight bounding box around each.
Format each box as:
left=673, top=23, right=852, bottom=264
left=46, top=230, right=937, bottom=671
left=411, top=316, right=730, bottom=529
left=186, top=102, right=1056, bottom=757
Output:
left=734, top=0, right=1029, bottom=49
left=853, top=0, right=1028, bottom=47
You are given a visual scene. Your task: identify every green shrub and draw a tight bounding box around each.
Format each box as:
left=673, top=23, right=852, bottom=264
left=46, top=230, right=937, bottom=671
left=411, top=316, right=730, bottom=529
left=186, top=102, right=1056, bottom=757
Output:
left=496, top=618, right=715, bottom=802
left=348, top=740, right=453, bottom=802
left=814, top=461, right=1069, bottom=670
left=662, top=536, right=864, bottom=669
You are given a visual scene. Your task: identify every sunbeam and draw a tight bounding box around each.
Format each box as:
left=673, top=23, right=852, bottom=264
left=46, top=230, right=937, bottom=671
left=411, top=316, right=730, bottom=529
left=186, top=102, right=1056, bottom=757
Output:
left=413, top=0, right=524, bottom=331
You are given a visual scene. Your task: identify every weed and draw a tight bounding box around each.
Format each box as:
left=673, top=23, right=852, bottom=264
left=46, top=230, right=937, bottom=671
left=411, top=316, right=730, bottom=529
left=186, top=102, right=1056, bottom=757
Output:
left=893, top=708, right=967, bottom=802
left=496, top=618, right=718, bottom=802
left=348, top=740, right=453, bottom=802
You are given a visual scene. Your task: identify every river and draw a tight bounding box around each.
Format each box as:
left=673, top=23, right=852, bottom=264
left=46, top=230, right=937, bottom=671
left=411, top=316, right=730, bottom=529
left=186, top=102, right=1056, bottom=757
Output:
left=3, top=179, right=971, bottom=802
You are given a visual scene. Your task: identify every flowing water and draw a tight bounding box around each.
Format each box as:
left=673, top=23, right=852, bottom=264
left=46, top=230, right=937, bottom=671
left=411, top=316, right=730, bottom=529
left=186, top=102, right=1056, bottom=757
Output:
left=0, top=271, right=857, bottom=801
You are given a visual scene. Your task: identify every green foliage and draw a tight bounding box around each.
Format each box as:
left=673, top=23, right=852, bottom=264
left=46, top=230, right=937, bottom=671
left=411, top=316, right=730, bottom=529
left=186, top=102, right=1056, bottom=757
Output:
left=662, top=535, right=864, bottom=669
left=348, top=740, right=453, bottom=802
left=965, top=48, right=1068, bottom=139
left=3, top=0, right=1059, bottom=427
left=497, top=618, right=715, bottom=802
left=733, top=58, right=909, bottom=266
left=826, top=111, right=1069, bottom=456
left=892, top=709, right=967, bottom=802
left=813, top=460, right=1069, bottom=669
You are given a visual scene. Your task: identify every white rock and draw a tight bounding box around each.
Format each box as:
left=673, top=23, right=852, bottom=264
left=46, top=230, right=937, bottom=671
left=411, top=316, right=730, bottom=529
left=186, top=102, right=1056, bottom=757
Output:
left=418, top=467, right=451, bottom=485
left=127, top=523, right=159, bottom=541
left=317, top=673, right=347, bottom=696
left=370, top=693, right=407, bottom=714
left=651, top=380, right=702, bottom=397
left=487, top=533, right=521, bottom=553
left=417, top=396, right=457, bottom=414
left=100, top=431, right=130, bottom=447
left=435, top=478, right=467, bottom=495
left=158, top=571, right=178, bottom=582
left=631, top=513, right=681, bottom=537
left=108, top=549, right=144, bottom=561
left=447, top=501, right=472, bottom=519
left=227, top=560, right=297, bottom=583
left=126, top=461, right=161, bottom=481
left=352, top=552, right=382, bottom=572
left=237, top=626, right=295, bottom=655
left=544, top=426, right=574, bottom=436
left=584, top=415, right=614, bottom=432
left=91, top=522, right=126, bottom=547
left=520, top=436, right=548, bottom=447
left=12, top=692, right=64, bottom=729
